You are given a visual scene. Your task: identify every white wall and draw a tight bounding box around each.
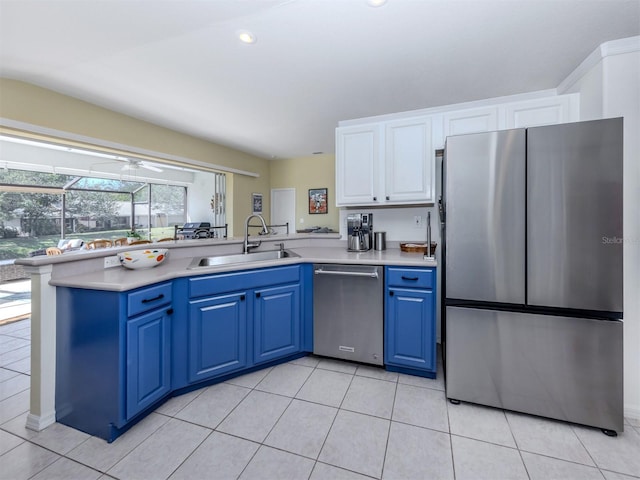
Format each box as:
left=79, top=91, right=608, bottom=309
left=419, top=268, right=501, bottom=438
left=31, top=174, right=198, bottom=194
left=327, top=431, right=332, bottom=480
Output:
left=604, top=50, right=640, bottom=421
left=561, top=37, right=640, bottom=420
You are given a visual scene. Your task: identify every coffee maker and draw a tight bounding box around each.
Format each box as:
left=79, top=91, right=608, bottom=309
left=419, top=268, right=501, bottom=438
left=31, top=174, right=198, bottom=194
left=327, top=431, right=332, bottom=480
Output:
left=347, top=213, right=373, bottom=252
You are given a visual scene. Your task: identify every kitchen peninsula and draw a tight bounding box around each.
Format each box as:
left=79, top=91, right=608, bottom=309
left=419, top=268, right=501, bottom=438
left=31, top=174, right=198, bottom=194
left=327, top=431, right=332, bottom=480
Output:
left=16, top=234, right=437, bottom=441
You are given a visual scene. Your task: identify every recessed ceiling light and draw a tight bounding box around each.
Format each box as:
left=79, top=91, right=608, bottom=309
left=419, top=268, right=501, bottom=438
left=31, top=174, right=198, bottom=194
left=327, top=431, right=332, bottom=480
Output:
left=366, top=0, right=387, bottom=6
left=238, top=31, right=257, bottom=44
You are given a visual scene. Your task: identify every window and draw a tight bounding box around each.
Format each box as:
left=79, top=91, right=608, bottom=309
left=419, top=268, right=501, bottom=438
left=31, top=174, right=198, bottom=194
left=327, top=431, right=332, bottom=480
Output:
left=0, top=168, right=187, bottom=260
left=0, top=134, right=226, bottom=259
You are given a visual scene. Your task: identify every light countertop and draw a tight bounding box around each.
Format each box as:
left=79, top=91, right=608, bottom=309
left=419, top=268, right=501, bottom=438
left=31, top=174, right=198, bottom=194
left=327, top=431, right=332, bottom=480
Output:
left=48, top=245, right=437, bottom=292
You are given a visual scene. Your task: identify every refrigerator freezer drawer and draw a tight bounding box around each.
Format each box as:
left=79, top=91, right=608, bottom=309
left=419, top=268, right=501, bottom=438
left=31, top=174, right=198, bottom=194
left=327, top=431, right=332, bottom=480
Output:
left=446, top=306, right=623, bottom=432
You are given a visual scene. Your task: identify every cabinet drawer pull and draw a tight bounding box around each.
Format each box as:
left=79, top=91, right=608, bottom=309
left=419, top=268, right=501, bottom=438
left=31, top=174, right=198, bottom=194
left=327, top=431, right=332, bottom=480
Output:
left=166, top=308, right=174, bottom=315
left=401, top=276, right=419, bottom=281
left=373, top=196, right=377, bottom=201
left=256, top=292, right=261, bottom=298
left=389, top=291, right=394, bottom=296
left=386, top=196, right=390, bottom=200
left=240, top=295, right=245, bottom=301
left=141, top=293, right=164, bottom=303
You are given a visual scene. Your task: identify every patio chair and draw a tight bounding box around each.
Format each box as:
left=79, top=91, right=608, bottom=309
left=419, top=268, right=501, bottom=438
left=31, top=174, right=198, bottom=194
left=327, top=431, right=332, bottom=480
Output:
left=128, top=240, right=152, bottom=245
left=86, top=239, right=113, bottom=249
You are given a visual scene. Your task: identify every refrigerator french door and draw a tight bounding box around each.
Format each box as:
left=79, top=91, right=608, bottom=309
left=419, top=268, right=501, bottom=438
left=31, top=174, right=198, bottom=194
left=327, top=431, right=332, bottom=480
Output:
left=444, top=118, right=624, bottom=433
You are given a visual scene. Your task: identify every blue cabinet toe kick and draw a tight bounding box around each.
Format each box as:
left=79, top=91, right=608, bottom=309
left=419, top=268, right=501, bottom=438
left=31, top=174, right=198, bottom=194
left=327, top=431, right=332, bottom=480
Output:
left=385, top=364, right=437, bottom=379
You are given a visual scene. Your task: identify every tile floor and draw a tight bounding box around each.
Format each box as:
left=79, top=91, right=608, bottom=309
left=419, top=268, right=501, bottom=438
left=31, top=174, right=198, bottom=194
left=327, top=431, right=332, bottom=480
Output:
left=0, top=279, right=31, bottom=326
left=1, top=317, right=639, bottom=480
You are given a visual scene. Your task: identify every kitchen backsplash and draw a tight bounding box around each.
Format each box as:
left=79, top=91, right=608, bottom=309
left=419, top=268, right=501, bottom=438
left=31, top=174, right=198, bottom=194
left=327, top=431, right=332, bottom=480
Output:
left=338, top=205, right=441, bottom=246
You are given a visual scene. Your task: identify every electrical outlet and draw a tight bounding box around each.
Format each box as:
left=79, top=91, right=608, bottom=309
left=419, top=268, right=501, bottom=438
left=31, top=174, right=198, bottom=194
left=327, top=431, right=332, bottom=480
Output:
left=104, top=256, right=121, bottom=269
left=414, top=215, right=423, bottom=228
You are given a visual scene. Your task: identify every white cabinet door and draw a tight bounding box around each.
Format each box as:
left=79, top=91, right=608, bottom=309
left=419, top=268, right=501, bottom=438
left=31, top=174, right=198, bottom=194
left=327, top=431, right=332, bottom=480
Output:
left=502, top=95, right=578, bottom=129
left=335, top=124, right=380, bottom=206
left=443, top=107, right=499, bottom=139
left=385, top=117, right=434, bottom=203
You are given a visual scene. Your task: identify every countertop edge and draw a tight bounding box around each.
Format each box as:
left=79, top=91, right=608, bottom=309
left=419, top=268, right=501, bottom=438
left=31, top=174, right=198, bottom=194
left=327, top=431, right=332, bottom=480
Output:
left=14, top=233, right=342, bottom=267
left=49, top=246, right=437, bottom=291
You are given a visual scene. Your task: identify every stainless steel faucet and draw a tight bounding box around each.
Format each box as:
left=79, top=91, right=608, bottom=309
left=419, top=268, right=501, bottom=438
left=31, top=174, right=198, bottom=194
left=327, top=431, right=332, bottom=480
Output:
left=244, top=214, right=269, bottom=254
left=424, top=211, right=434, bottom=260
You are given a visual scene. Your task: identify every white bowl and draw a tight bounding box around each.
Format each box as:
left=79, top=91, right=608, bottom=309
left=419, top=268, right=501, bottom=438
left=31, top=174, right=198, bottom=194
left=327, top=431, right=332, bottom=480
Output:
left=118, top=249, right=168, bottom=270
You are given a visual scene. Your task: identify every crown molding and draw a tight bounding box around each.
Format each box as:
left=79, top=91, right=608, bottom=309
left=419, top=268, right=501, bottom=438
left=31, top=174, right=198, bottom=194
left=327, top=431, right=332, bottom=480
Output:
left=558, top=36, right=640, bottom=94
left=338, top=89, right=560, bottom=127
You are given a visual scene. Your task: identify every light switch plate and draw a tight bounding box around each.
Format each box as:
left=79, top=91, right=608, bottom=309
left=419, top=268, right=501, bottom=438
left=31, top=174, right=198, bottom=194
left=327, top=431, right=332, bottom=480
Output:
left=414, top=215, right=423, bottom=228
left=104, top=256, right=121, bottom=269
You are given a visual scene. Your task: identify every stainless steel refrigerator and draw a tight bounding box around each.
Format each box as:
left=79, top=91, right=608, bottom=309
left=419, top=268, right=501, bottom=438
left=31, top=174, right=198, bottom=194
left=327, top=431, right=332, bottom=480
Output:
left=442, top=118, right=624, bottom=434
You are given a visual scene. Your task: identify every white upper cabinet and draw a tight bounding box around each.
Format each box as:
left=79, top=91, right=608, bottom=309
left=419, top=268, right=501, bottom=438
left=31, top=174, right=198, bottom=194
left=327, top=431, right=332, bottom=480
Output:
left=443, top=107, right=499, bottom=139
left=336, top=116, right=434, bottom=207
left=335, top=123, right=381, bottom=206
left=385, top=117, right=433, bottom=204
left=502, top=95, right=578, bottom=129
left=336, top=93, right=579, bottom=207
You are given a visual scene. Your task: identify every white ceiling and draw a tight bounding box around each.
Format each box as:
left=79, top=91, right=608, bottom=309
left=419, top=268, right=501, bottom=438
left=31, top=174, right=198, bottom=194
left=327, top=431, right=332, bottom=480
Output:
left=1, top=0, right=638, bottom=160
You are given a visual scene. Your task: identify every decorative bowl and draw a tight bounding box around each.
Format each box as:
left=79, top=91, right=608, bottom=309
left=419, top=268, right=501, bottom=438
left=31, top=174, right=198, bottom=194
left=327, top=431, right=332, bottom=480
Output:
left=400, top=242, right=437, bottom=254
left=118, top=249, right=168, bottom=270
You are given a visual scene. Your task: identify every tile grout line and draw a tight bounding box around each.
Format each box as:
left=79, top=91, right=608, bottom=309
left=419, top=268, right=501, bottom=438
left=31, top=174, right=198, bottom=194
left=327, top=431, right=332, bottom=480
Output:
left=7, top=347, right=636, bottom=479
left=444, top=391, right=457, bottom=480
left=308, top=363, right=356, bottom=475
left=233, top=362, right=314, bottom=480
left=4, top=433, right=105, bottom=480
left=379, top=379, right=399, bottom=479
left=68, top=411, right=171, bottom=475
left=570, top=423, right=603, bottom=470
left=163, top=427, right=215, bottom=480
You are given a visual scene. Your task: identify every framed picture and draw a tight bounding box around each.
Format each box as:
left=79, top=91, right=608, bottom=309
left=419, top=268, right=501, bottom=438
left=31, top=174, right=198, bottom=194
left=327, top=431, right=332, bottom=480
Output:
left=308, top=188, right=328, bottom=214
left=252, top=193, right=263, bottom=214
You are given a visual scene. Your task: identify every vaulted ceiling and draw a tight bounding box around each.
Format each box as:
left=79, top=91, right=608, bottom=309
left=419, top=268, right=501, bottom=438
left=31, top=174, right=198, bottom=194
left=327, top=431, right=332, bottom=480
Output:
left=1, top=0, right=638, bottom=159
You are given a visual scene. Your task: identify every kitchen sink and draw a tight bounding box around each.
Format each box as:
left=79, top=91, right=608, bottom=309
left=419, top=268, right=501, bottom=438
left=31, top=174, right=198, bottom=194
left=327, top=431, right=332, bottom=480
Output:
left=187, top=249, right=300, bottom=269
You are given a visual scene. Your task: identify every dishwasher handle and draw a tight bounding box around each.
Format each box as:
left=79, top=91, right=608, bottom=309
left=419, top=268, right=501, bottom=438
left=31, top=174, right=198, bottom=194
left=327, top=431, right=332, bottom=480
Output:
left=314, top=268, right=379, bottom=279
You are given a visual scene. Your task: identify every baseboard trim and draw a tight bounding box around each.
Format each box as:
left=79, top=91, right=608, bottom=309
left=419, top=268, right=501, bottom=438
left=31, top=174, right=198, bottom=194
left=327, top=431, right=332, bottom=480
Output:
left=624, top=404, right=640, bottom=422
left=26, top=412, right=56, bottom=432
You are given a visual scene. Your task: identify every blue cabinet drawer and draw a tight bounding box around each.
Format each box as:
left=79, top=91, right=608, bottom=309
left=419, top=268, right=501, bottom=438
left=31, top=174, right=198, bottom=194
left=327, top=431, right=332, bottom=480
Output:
left=127, top=282, right=172, bottom=318
left=189, top=265, right=301, bottom=298
left=387, top=267, right=434, bottom=289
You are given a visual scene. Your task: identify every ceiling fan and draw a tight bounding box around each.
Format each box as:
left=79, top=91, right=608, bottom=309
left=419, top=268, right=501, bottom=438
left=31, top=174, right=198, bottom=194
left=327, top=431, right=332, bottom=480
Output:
left=121, top=159, right=163, bottom=173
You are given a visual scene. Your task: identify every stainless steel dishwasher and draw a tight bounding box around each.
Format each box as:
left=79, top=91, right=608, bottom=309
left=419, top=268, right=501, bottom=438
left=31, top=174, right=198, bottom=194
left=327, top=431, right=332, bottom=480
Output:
left=313, top=264, right=383, bottom=365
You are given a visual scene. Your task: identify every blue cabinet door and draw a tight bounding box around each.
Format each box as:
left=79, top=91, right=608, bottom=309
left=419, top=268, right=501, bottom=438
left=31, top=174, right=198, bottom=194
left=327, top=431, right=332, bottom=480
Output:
left=188, top=292, right=248, bottom=382
left=126, top=308, right=171, bottom=419
left=385, top=287, right=435, bottom=371
left=254, top=283, right=301, bottom=364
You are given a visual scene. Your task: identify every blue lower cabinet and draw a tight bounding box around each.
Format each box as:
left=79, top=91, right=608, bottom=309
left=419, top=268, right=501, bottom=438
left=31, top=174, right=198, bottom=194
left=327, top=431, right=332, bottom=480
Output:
left=188, top=292, right=248, bottom=382
left=56, top=283, right=173, bottom=442
left=56, top=265, right=310, bottom=441
left=254, top=283, right=301, bottom=364
left=384, top=267, right=436, bottom=377
left=126, top=308, right=172, bottom=419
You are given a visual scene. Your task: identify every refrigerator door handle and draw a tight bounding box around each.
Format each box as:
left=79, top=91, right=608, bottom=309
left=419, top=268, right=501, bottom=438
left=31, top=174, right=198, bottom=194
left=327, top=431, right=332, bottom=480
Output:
left=438, top=196, right=444, bottom=224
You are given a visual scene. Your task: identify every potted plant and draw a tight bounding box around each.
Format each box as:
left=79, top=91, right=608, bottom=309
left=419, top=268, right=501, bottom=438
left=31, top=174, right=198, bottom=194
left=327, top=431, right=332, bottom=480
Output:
left=126, top=229, right=142, bottom=244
